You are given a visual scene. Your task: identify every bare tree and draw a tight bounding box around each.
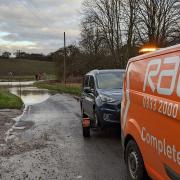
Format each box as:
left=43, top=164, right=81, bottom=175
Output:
left=80, top=0, right=180, bottom=71
left=2, top=51, right=11, bottom=59
left=82, top=0, right=124, bottom=67
left=122, top=0, right=139, bottom=59
left=80, top=16, right=104, bottom=55
left=137, top=0, right=180, bottom=47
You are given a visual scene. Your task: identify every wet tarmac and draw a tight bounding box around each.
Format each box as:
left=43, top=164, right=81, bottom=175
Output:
left=0, top=94, right=128, bottom=180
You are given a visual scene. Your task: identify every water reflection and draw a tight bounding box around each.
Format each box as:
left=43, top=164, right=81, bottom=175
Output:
left=9, top=86, right=51, bottom=106
left=0, top=80, right=51, bottom=106
left=0, top=81, right=35, bottom=86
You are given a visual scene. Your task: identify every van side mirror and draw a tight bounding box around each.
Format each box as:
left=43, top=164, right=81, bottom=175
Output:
left=84, top=87, right=92, bottom=94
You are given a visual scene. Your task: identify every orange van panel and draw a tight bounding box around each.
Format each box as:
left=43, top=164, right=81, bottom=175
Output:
left=121, top=44, right=180, bottom=180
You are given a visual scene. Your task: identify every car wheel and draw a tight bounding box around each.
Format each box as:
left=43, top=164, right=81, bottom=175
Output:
left=94, top=110, right=104, bottom=130
left=83, top=127, right=90, bottom=137
left=125, top=140, right=148, bottom=180
left=81, top=107, right=90, bottom=137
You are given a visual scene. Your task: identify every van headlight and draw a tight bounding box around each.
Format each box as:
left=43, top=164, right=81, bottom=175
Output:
left=99, top=94, right=116, bottom=103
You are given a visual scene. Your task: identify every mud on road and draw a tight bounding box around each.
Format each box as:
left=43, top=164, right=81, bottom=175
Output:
left=0, top=94, right=128, bottom=180
left=0, top=109, right=22, bottom=145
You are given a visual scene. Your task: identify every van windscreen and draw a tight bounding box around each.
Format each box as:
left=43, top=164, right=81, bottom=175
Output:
left=96, top=72, right=124, bottom=90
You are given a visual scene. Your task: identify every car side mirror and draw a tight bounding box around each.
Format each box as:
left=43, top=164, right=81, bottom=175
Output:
left=84, top=87, right=92, bottom=94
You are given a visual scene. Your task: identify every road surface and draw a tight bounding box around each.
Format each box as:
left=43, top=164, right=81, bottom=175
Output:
left=0, top=94, right=128, bottom=180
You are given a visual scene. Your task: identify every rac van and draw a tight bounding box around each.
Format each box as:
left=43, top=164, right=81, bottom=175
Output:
left=121, top=44, right=180, bottom=180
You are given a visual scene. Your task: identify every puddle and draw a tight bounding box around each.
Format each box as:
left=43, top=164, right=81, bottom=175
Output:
left=9, top=86, right=51, bottom=106
left=0, top=81, right=51, bottom=106
left=0, top=81, right=35, bottom=86
left=0, top=81, right=52, bottom=131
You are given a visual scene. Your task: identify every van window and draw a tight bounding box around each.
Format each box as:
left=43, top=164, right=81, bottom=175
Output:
left=89, top=76, right=95, bottom=90
left=84, top=76, right=89, bottom=87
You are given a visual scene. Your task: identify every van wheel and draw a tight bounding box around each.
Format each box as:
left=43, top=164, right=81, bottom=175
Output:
left=125, top=140, right=148, bottom=180
left=94, top=110, right=104, bottom=130
left=83, top=127, right=90, bottom=137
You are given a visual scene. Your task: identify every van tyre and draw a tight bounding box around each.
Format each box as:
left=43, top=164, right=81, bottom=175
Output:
left=83, top=127, right=90, bottom=137
left=125, top=140, right=148, bottom=180
left=94, top=110, right=104, bottom=130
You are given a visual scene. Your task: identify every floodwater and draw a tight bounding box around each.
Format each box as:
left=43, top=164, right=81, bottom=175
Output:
left=0, top=81, right=51, bottom=106
left=0, top=81, right=35, bottom=86
left=9, top=86, right=51, bottom=106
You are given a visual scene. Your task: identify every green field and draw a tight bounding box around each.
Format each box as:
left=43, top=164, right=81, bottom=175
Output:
left=0, top=59, right=56, bottom=79
left=35, top=81, right=81, bottom=96
left=0, top=90, right=23, bottom=109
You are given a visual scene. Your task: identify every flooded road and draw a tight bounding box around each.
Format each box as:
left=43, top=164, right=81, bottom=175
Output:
left=0, top=94, right=128, bottom=180
left=0, top=81, right=35, bottom=86
left=9, top=86, right=51, bottom=106
left=0, top=81, right=51, bottom=106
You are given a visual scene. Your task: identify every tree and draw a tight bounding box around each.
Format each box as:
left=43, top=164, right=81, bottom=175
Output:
left=137, top=0, right=180, bottom=47
left=53, top=45, right=83, bottom=81
left=2, top=51, right=11, bottom=59
left=82, top=0, right=124, bottom=67
left=14, top=50, right=22, bottom=59
left=80, top=17, right=104, bottom=55
left=122, top=0, right=139, bottom=59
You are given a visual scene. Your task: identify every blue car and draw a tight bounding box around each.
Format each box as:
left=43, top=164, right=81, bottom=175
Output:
left=80, top=69, right=125, bottom=137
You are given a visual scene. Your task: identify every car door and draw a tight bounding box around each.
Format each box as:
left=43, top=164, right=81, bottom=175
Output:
left=82, top=75, right=90, bottom=115
left=87, top=76, right=95, bottom=119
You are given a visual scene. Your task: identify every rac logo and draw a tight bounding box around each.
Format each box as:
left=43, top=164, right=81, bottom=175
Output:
left=143, top=56, right=180, bottom=96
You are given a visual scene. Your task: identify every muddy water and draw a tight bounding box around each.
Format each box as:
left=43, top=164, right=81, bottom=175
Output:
left=9, top=86, right=51, bottom=106
left=0, top=81, right=35, bottom=86
left=0, top=81, right=51, bottom=106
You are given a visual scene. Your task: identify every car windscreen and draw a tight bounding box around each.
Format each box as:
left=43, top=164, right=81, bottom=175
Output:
left=96, top=71, right=124, bottom=90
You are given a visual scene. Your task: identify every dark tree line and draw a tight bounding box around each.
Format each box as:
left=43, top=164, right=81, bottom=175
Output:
left=14, top=50, right=53, bottom=61
left=53, top=44, right=116, bottom=82
left=0, top=51, right=11, bottom=59
left=0, top=50, right=53, bottom=61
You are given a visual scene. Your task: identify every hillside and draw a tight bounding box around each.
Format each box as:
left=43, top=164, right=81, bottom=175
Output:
left=0, top=59, right=56, bottom=78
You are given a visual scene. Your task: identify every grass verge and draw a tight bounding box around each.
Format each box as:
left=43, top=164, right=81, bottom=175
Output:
left=34, top=81, right=81, bottom=96
left=0, top=90, right=23, bottom=109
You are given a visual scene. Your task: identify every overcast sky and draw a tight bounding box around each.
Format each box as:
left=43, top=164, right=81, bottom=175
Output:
left=0, top=0, right=82, bottom=55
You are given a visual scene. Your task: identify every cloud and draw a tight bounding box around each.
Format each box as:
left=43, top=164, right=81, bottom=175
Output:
left=0, top=0, right=82, bottom=54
